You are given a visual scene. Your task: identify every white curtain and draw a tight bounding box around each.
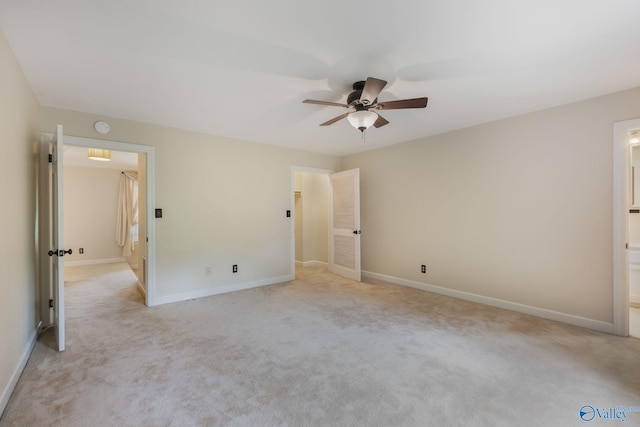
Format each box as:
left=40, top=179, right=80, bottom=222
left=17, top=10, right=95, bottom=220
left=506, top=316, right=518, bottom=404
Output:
left=116, top=171, right=138, bottom=257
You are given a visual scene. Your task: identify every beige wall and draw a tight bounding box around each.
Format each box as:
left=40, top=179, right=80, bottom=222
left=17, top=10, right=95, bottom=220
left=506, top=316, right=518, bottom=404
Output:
left=63, top=166, right=123, bottom=263
left=0, top=33, right=41, bottom=412
left=41, top=107, right=340, bottom=300
left=342, top=87, right=640, bottom=324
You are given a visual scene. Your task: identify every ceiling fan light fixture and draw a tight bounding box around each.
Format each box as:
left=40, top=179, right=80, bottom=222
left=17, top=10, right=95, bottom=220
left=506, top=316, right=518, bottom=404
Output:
left=87, top=148, right=112, bottom=161
left=304, top=77, right=427, bottom=133
left=347, top=110, right=378, bottom=132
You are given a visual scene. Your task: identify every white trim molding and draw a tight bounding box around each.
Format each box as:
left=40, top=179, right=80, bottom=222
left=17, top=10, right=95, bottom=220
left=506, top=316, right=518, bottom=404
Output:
left=295, top=260, right=328, bottom=268
left=137, top=281, right=146, bottom=298
left=363, top=270, right=615, bottom=334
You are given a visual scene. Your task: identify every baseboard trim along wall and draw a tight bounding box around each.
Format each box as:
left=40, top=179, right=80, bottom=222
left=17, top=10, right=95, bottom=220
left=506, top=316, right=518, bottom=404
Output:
left=1, top=329, right=38, bottom=418
left=137, top=281, right=146, bottom=298
left=153, top=274, right=295, bottom=306
left=295, top=260, right=328, bottom=268
left=362, top=271, right=615, bottom=334
left=64, top=257, right=126, bottom=267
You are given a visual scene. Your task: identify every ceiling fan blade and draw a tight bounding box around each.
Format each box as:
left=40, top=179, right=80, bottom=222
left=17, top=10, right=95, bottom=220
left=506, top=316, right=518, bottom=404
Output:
left=377, top=97, right=428, bottom=110
left=373, top=114, right=389, bottom=128
left=303, top=99, right=349, bottom=108
left=360, top=77, right=387, bottom=105
left=320, top=112, right=350, bottom=126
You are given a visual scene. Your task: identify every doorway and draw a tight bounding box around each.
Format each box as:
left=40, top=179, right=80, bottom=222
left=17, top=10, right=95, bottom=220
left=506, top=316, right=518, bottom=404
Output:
left=62, top=145, right=143, bottom=296
left=59, top=134, right=156, bottom=307
left=39, top=130, right=156, bottom=351
left=627, top=129, right=640, bottom=337
left=613, top=118, right=640, bottom=337
left=291, top=167, right=332, bottom=277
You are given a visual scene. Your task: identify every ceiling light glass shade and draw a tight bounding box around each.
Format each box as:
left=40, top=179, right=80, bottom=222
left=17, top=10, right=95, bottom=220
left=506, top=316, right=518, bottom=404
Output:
left=347, top=110, right=378, bottom=131
left=631, top=132, right=640, bottom=144
left=87, top=148, right=112, bottom=161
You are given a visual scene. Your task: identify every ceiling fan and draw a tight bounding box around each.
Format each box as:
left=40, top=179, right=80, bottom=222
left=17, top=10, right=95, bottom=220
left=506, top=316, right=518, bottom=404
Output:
left=303, top=77, right=428, bottom=133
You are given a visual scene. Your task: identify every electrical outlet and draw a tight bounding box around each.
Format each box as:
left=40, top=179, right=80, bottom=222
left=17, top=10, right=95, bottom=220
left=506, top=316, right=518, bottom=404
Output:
left=232, top=264, right=238, bottom=273
left=421, top=264, right=426, bottom=274
left=205, top=266, right=212, bottom=276
left=79, top=248, right=84, bottom=254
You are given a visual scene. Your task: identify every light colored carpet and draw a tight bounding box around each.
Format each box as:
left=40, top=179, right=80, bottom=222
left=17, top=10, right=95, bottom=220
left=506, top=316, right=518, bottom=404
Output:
left=1, top=263, right=640, bottom=426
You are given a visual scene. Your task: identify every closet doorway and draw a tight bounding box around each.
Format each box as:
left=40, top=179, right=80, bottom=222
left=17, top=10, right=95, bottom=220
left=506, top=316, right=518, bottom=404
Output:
left=291, top=167, right=332, bottom=276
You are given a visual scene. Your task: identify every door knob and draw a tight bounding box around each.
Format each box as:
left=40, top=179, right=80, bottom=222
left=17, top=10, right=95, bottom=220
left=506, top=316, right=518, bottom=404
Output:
left=48, top=249, right=72, bottom=257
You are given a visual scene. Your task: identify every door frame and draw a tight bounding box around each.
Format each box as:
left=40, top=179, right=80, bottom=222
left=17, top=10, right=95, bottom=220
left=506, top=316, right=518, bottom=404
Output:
left=613, top=117, right=640, bottom=336
left=46, top=133, right=158, bottom=307
left=290, top=166, right=334, bottom=277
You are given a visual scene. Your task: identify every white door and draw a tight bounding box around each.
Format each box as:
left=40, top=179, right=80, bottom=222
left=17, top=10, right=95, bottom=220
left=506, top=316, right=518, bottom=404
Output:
left=51, top=125, right=66, bottom=351
left=329, top=168, right=361, bottom=281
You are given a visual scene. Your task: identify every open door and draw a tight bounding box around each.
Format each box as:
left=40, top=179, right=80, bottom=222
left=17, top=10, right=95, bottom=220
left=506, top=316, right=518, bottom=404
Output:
left=329, top=168, right=361, bottom=281
left=52, top=125, right=65, bottom=351
left=47, top=125, right=66, bottom=351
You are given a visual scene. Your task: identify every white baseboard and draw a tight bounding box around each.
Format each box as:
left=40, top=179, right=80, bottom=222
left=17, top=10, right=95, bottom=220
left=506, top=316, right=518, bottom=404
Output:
left=1, top=328, right=38, bottom=418
left=296, top=260, right=328, bottom=268
left=137, top=280, right=146, bottom=298
left=64, top=257, right=126, bottom=267
left=152, top=274, right=295, bottom=306
left=362, top=270, right=615, bottom=335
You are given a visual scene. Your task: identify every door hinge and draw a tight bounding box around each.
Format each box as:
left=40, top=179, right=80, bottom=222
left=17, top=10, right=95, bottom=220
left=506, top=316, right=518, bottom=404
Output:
left=49, top=299, right=54, bottom=308
left=48, top=154, right=53, bottom=163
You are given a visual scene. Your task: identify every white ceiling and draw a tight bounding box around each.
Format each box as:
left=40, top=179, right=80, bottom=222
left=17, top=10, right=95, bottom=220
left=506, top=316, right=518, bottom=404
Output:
left=2, top=1, right=640, bottom=157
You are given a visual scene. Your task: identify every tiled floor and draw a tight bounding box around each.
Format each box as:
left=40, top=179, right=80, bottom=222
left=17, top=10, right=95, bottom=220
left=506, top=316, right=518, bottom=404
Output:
left=630, top=307, right=640, bottom=338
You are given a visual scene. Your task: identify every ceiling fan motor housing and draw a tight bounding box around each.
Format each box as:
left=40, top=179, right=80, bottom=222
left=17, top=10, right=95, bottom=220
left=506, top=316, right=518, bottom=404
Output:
left=348, top=81, right=375, bottom=108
